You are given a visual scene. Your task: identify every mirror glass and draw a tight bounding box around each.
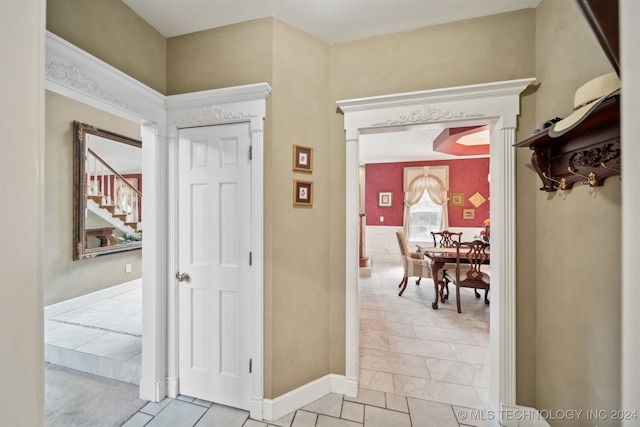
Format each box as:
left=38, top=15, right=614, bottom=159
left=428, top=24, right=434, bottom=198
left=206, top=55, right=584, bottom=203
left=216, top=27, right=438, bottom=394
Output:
left=73, top=121, right=142, bottom=260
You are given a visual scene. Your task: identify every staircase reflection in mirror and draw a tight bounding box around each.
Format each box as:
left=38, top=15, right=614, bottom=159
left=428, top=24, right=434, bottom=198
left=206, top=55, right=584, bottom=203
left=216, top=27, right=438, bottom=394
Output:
left=73, top=121, right=142, bottom=260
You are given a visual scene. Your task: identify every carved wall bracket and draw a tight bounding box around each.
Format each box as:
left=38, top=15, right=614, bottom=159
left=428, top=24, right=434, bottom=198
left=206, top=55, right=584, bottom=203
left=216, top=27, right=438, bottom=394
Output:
left=515, top=95, right=620, bottom=192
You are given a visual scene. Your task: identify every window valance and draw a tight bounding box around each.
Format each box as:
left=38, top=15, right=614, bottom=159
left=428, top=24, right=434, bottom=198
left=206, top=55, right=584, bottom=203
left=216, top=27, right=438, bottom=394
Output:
left=403, top=166, right=449, bottom=192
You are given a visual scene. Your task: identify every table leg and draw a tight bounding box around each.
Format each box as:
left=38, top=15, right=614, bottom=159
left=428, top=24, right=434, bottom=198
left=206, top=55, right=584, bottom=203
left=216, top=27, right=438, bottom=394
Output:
left=431, top=262, right=443, bottom=309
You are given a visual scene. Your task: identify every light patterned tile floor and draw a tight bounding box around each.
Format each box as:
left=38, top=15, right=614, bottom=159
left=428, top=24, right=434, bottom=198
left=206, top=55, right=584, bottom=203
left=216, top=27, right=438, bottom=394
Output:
left=51, top=260, right=491, bottom=426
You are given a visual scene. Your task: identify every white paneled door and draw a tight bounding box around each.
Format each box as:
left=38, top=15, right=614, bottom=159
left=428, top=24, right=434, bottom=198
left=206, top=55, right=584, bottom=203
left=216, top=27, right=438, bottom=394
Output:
left=178, top=123, right=252, bottom=409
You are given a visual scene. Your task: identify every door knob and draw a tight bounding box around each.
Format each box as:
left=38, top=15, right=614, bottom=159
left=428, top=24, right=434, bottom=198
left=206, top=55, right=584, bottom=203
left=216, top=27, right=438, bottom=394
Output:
left=175, top=272, right=190, bottom=282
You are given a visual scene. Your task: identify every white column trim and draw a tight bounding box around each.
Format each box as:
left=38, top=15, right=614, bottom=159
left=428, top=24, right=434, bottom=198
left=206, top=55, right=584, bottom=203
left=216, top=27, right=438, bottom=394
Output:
left=140, top=124, right=169, bottom=401
left=337, top=78, right=534, bottom=414
left=344, top=128, right=360, bottom=398
left=490, top=125, right=518, bottom=421
left=165, top=127, right=180, bottom=399
left=249, top=116, right=266, bottom=420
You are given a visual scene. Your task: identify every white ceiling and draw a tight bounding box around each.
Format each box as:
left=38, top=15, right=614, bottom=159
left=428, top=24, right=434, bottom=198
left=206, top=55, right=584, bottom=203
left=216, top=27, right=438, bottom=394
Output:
left=122, top=0, right=540, bottom=45
left=121, top=0, right=538, bottom=163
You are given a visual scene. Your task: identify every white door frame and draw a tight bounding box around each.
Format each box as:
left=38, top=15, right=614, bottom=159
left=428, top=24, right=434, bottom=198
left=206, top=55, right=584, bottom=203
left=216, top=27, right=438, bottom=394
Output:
left=337, top=78, right=534, bottom=425
left=166, top=86, right=271, bottom=420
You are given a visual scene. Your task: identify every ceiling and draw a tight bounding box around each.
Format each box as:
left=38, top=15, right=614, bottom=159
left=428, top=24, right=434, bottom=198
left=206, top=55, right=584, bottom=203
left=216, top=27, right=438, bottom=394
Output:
left=122, top=0, right=540, bottom=45
left=121, top=0, right=539, bottom=163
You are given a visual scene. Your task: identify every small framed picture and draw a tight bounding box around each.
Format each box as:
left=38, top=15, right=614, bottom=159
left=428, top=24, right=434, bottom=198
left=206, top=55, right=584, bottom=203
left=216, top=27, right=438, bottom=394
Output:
left=293, top=145, right=313, bottom=173
left=450, top=193, right=464, bottom=206
left=293, top=180, right=313, bottom=207
left=378, top=192, right=392, bottom=207
left=463, top=208, right=475, bottom=220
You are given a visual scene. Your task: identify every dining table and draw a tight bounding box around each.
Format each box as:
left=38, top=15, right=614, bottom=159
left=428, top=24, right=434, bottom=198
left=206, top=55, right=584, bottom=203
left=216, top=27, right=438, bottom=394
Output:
left=419, top=246, right=490, bottom=310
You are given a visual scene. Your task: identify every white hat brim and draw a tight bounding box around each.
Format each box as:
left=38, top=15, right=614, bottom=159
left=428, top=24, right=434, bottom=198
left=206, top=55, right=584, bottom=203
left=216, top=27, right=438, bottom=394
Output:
left=549, top=89, right=620, bottom=138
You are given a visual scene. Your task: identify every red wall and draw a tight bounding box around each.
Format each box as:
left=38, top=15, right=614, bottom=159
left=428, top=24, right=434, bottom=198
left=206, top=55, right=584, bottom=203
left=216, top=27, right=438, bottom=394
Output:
left=365, top=158, right=490, bottom=228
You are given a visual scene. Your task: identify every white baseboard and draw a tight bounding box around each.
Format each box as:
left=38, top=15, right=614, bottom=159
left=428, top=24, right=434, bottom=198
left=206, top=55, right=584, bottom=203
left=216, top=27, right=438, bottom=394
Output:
left=44, top=279, right=142, bottom=317
left=167, top=377, right=179, bottom=398
left=262, top=374, right=346, bottom=421
left=344, top=376, right=358, bottom=397
left=250, top=396, right=263, bottom=421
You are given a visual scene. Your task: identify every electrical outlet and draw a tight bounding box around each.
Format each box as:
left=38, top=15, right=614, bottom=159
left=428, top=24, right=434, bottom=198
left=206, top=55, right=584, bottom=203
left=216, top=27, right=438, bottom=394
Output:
left=380, top=216, right=384, bottom=222
left=125, top=264, right=132, bottom=273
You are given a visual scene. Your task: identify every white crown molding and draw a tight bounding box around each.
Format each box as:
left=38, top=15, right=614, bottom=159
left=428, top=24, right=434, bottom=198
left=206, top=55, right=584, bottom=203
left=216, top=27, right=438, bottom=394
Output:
left=166, top=83, right=271, bottom=131
left=174, top=105, right=259, bottom=128
left=371, top=105, right=484, bottom=127
left=45, top=31, right=165, bottom=124
left=337, top=78, right=536, bottom=112
left=337, top=78, right=535, bottom=130
left=166, top=83, right=272, bottom=110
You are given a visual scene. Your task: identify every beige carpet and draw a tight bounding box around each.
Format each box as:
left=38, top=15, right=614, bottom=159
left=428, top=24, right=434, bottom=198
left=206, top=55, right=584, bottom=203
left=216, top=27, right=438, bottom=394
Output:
left=45, top=362, right=147, bottom=427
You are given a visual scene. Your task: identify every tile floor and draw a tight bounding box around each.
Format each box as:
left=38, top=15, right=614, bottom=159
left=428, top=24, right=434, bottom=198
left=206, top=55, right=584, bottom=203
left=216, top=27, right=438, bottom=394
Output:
left=47, top=258, right=491, bottom=426
left=44, top=286, right=143, bottom=385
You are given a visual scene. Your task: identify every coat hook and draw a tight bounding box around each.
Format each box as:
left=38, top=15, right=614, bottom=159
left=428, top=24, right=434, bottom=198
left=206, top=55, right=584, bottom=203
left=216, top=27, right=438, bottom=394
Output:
left=542, top=172, right=567, bottom=190
left=600, top=162, right=621, bottom=173
left=567, top=166, right=597, bottom=186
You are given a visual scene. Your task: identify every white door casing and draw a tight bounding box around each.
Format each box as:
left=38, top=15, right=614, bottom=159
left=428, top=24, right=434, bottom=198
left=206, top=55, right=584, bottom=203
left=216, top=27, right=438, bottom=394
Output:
left=337, top=78, right=534, bottom=426
left=177, top=123, right=252, bottom=409
left=166, top=86, right=270, bottom=420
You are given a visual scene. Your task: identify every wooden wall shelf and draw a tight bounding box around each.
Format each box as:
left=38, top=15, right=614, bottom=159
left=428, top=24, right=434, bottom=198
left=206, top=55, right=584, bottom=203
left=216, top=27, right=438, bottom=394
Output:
left=515, top=95, right=620, bottom=192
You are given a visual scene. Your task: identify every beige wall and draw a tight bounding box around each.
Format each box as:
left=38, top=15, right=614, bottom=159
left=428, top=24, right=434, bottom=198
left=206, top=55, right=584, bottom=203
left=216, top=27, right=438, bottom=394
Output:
left=267, top=19, right=332, bottom=398
left=0, top=1, right=45, bottom=424
left=532, top=1, right=620, bottom=425
left=329, top=9, right=535, bottom=100
left=166, top=18, right=274, bottom=95
left=47, top=0, right=167, bottom=94
left=44, top=91, right=143, bottom=306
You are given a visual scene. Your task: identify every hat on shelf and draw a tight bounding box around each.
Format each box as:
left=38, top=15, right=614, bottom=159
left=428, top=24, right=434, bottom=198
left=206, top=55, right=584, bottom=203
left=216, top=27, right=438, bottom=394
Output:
left=548, top=72, right=620, bottom=137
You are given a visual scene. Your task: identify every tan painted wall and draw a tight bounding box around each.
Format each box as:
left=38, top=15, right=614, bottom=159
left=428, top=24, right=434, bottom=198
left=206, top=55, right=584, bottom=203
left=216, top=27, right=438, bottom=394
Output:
left=44, top=91, right=143, bottom=306
left=47, top=0, right=166, bottom=94
left=533, top=1, right=620, bottom=424
left=329, top=9, right=535, bottom=100
left=166, top=18, right=274, bottom=95
left=267, top=19, right=332, bottom=398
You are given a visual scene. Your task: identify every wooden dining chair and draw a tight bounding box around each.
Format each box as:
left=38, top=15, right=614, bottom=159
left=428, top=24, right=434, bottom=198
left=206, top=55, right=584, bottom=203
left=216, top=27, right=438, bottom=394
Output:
left=395, top=231, right=431, bottom=296
left=442, top=240, right=490, bottom=313
left=428, top=230, right=463, bottom=302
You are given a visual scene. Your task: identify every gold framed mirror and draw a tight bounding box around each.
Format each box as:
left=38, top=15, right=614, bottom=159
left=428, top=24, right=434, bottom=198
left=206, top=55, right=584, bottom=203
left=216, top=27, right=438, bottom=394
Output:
left=73, top=121, right=142, bottom=260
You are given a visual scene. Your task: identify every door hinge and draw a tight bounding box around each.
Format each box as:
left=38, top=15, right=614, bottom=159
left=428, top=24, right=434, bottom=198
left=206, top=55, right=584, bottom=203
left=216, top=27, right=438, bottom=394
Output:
left=249, top=358, right=252, bottom=373
left=249, top=145, right=252, bottom=160
left=249, top=252, right=252, bottom=266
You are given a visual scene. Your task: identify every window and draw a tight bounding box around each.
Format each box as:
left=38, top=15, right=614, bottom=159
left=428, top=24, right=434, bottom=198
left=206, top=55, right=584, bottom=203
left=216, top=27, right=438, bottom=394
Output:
left=409, top=190, right=443, bottom=241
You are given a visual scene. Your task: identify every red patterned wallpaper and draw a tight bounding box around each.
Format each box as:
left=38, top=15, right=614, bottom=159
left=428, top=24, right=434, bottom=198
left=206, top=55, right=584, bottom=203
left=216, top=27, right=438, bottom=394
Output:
left=364, top=158, right=490, bottom=227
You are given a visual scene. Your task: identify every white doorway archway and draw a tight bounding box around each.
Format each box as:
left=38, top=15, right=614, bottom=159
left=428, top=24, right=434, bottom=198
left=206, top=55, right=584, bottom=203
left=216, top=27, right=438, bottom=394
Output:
left=337, top=78, right=534, bottom=423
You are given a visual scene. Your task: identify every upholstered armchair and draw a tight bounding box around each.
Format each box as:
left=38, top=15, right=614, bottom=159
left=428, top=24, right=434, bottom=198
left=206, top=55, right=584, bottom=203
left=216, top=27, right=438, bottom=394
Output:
left=396, top=231, right=431, bottom=296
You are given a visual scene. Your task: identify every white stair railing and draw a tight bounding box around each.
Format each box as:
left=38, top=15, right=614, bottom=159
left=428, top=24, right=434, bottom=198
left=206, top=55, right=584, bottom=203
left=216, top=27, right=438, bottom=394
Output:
left=86, top=148, right=142, bottom=229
